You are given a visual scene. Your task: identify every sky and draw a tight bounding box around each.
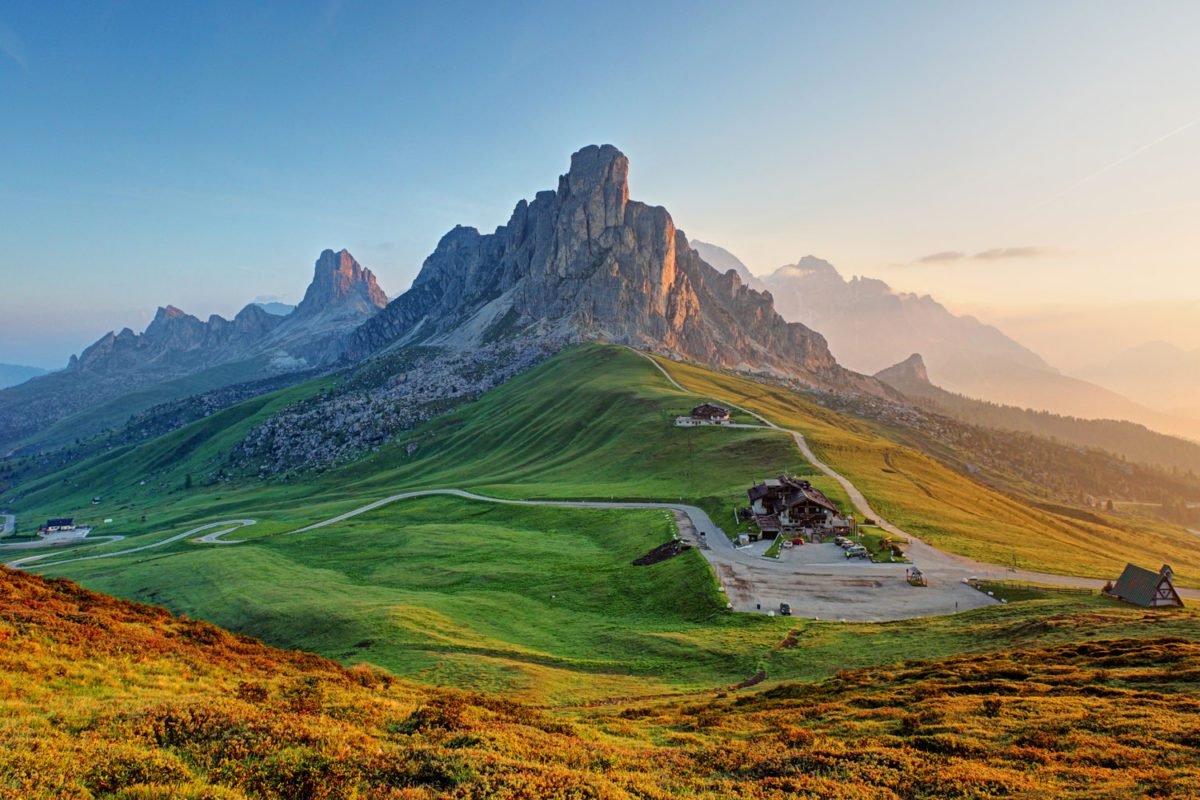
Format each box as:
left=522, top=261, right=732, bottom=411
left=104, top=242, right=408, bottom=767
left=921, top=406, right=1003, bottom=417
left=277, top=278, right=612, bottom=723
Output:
left=1, top=1, right=1197, bottom=369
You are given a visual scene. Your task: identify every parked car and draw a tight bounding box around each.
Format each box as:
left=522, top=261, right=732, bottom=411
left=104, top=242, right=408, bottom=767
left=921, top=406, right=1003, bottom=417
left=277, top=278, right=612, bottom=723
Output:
left=845, top=545, right=868, bottom=559
left=779, top=602, right=792, bottom=616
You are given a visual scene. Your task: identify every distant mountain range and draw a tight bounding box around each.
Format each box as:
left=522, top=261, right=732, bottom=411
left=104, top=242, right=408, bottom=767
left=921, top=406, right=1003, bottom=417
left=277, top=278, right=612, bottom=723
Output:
left=0, top=249, right=387, bottom=454
left=253, top=301, right=296, bottom=316
left=690, top=242, right=1200, bottom=442
left=0, top=364, right=48, bottom=390
left=876, top=353, right=1200, bottom=475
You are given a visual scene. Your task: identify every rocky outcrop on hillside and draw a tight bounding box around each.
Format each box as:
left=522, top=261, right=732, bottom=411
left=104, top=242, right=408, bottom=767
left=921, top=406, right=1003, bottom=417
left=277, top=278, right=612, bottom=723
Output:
left=690, top=239, right=766, bottom=291
left=874, top=353, right=930, bottom=390
left=230, top=340, right=555, bottom=477
left=348, top=145, right=881, bottom=393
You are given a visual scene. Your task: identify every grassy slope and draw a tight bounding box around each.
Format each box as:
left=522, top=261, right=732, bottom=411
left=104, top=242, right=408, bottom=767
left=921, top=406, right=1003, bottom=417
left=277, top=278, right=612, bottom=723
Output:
left=5, top=567, right=1200, bottom=799
left=654, top=354, right=1200, bottom=586
left=51, top=498, right=757, bottom=702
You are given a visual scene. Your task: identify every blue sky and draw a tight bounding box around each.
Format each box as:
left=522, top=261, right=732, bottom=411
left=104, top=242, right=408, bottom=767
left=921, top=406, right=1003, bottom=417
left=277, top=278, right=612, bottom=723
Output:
left=1, top=1, right=1198, bottom=367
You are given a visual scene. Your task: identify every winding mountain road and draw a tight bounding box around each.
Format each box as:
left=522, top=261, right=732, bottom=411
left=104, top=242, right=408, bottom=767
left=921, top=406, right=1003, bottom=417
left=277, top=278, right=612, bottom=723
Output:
left=6, top=520, right=255, bottom=569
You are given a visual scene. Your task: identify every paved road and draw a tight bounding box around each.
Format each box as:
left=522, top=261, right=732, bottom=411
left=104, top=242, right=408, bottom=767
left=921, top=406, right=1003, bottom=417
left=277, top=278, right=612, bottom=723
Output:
left=6, top=520, right=255, bottom=569
left=1, top=533, right=124, bottom=552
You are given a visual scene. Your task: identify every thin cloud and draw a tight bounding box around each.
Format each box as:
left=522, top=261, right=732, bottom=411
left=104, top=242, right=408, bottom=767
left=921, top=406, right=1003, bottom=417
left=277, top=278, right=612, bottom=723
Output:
left=913, top=246, right=1052, bottom=265
left=973, top=246, right=1048, bottom=261
left=917, top=250, right=966, bottom=264
left=0, top=19, right=27, bottom=70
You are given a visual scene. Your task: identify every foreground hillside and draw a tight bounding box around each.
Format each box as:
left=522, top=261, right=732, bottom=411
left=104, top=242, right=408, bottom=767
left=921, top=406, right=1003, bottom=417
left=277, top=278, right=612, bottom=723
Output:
left=4, top=567, right=1199, bottom=799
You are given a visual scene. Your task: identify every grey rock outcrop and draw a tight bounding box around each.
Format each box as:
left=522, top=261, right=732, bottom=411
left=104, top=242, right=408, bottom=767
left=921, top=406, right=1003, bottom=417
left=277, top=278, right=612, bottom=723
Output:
left=349, top=145, right=877, bottom=391
left=875, top=353, right=930, bottom=389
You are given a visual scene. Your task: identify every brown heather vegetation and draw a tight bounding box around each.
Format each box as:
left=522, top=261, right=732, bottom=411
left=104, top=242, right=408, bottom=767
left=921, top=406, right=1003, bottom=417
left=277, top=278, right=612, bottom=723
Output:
left=2, top=567, right=1199, bottom=799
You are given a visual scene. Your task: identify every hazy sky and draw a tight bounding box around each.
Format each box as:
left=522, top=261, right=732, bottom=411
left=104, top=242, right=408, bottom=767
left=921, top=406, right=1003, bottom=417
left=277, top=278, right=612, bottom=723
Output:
left=1, top=1, right=1197, bottom=368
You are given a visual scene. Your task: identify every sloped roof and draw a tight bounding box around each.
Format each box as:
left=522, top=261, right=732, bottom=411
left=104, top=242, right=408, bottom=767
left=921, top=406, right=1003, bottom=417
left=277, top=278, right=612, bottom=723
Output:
left=691, top=403, right=730, bottom=418
left=747, top=476, right=841, bottom=515
left=1110, top=563, right=1178, bottom=607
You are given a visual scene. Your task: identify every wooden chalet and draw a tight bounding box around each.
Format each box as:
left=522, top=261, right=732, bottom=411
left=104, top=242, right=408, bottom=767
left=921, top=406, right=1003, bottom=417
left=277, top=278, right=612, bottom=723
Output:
left=691, top=404, right=731, bottom=422
left=747, top=476, right=840, bottom=537
left=1106, top=563, right=1183, bottom=608
left=41, top=517, right=75, bottom=533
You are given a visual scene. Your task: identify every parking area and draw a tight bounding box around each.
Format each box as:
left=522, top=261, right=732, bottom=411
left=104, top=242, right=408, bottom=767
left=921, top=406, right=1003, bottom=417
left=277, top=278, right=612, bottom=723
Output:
left=777, top=541, right=852, bottom=565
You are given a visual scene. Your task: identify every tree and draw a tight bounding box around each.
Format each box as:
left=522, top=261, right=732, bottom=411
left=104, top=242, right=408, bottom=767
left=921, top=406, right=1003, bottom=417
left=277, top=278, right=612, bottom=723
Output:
left=184, top=474, right=193, bottom=490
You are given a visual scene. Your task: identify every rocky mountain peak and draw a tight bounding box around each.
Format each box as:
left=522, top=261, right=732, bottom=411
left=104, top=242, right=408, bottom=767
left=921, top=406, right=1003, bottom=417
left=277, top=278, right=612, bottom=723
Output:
left=558, top=144, right=630, bottom=230
left=159, top=304, right=188, bottom=319
left=295, top=249, right=388, bottom=318
left=348, top=144, right=885, bottom=394
left=144, top=305, right=201, bottom=340
left=875, top=353, right=930, bottom=387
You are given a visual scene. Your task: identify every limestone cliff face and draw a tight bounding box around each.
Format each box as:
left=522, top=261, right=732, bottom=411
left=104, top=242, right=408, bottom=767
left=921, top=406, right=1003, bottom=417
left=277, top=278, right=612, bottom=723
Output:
left=350, top=145, right=871, bottom=389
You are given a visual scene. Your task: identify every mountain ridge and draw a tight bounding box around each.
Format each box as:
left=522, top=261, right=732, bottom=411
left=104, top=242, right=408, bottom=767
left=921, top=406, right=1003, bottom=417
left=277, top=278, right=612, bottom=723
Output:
left=0, top=249, right=387, bottom=454
left=690, top=243, right=1200, bottom=441
left=875, top=353, right=1200, bottom=474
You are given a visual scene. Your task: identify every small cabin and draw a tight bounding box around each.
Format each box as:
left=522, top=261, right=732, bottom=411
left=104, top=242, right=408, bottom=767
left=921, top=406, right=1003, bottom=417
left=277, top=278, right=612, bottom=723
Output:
left=691, top=404, right=730, bottom=422
left=675, top=403, right=733, bottom=427
left=1106, top=564, right=1183, bottom=608
left=41, top=517, right=75, bottom=533
left=748, top=476, right=840, bottom=537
